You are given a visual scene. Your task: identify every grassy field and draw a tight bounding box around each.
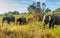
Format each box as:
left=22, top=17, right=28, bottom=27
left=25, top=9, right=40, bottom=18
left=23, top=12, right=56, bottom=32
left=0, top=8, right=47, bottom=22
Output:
left=0, top=14, right=60, bottom=38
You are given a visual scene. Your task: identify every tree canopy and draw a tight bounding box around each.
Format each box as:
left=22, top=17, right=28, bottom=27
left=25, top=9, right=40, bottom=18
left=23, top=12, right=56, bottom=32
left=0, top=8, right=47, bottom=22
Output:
left=54, top=8, right=60, bottom=12
left=45, top=8, right=51, bottom=13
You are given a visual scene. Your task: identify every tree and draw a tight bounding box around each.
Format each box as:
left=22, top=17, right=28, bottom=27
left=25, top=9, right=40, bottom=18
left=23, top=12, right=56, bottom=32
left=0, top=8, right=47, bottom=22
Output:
left=27, top=5, right=33, bottom=12
left=13, top=11, right=20, bottom=15
left=45, top=8, right=51, bottom=13
left=28, top=3, right=36, bottom=12
left=36, top=2, right=40, bottom=8
left=8, top=11, right=12, bottom=15
left=27, top=2, right=36, bottom=14
left=8, top=11, right=19, bottom=15
left=54, top=8, right=60, bottom=12
left=27, top=1, right=43, bottom=14
left=4, top=13, right=8, bottom=16
left=8, top=11, right=12, bottom=14
left=42, top=2, right=46, bottom=12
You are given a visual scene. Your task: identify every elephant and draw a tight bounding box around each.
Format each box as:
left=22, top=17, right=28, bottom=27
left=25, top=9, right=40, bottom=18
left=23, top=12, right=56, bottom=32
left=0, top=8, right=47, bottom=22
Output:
left=2, top=16, right=15, bottom=26
left=43, top=14, right=60, bottom=28
left=16, top=17, right=26, bottom=25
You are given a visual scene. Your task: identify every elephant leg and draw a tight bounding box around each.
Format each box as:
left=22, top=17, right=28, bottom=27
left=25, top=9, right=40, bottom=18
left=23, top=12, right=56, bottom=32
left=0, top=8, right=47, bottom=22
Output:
left=7, top=21, right=10, bottom=25
left=23, top=22, right=25, bottom=24
left=51, top=22, right=55, bottom=28
left=43, top=22, right=47, bottom=28
left=2, top=19, right=5, bottom=26
left=51, top=17, right=55, bottom=28
left=49, top=23, right=54, bottom=29
left=51, top=24, right=54, bottom=28
left=22, top=21, right=24, bottom=25
left=49, top=20, right=55, bottom=29
left=49, top=23, right=51, bottom=28
left=2, top=21, right=4, bottom=26
left=19, top=22, right=21, bottom=25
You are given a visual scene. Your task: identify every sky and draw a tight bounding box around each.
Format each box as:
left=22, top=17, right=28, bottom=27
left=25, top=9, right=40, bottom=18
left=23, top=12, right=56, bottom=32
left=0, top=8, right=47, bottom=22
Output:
left=0, top=0, right=60, bottom=14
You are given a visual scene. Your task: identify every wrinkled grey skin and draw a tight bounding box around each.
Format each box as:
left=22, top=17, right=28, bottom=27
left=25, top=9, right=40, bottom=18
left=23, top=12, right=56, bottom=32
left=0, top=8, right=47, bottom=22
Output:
left=43, top=14, right=60, bottom=28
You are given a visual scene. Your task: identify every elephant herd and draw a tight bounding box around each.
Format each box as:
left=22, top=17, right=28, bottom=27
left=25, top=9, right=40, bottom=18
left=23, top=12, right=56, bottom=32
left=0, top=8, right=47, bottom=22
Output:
left=2, top=16, right=27, bottom=26
left=2, top=13, right=60, bottom=29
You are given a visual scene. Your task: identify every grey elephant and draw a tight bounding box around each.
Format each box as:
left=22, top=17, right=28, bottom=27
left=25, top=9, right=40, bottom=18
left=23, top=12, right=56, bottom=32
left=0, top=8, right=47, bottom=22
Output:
left=2, top=16, right=15, bottom=26
left=16, top=16, right=26, bottom=25
left=43, top=14, right=60, bottom=28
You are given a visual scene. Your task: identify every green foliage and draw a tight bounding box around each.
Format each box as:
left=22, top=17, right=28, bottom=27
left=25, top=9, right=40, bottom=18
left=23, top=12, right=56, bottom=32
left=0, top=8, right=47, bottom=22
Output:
left=0, top=14, right=2, bottom=16
left=3, top=11, right=20, bottom=16
left=36, top=2, right=40, bottom=8
left=3, top=13, right=8, bottom=16
left=12, top=11, right=20, bottom=15
left=27, top=3, right=36, bottom=13
left=27, top=1, right=41, bottom=12
left=27, top=11, right=32, bottom=15
left=42, top=2, right=46, bottom=12
left=53, top=8, right=60, bottom=12
left=27, top=2, right=46, bottom=13
left=45, top=8, right=51, bottom=13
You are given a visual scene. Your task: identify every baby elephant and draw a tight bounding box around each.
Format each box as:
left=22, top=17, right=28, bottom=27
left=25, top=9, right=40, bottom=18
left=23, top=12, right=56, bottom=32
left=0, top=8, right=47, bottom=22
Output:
left=16, top=17, right=26, bottom=25
left=43, top=14, right=60, bottom=28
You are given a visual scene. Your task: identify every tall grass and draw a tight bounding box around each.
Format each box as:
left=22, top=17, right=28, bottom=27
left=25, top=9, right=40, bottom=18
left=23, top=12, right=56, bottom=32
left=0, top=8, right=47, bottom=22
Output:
left=0, top=14, right=60, bottom=38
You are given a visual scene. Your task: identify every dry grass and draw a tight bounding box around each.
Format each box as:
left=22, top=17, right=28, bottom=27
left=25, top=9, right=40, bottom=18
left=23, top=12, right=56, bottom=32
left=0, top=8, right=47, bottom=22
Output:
left=0, top=14, right=60, bottom=38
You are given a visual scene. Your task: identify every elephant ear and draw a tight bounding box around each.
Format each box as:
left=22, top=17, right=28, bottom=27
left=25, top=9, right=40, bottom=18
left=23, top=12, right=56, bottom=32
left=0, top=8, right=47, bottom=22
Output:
left=49, top=16, right=51, bottom=21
